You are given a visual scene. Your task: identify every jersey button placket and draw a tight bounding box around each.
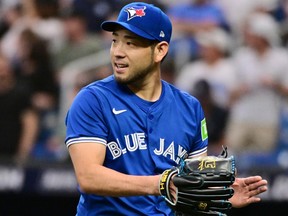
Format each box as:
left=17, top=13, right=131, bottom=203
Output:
left=147, top=114, right=154, bottom=133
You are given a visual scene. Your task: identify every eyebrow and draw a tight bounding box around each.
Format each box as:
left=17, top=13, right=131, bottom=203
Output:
left=112, top=32, right=140, bottom=40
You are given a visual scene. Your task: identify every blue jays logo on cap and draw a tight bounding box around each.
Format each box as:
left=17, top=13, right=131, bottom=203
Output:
left=125, top=6, right=146, bottom=20
left=101, top=2, right=172, bottom=43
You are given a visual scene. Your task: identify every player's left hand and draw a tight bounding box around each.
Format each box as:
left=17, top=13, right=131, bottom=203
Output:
left=230, top=176, right=268, bottom=208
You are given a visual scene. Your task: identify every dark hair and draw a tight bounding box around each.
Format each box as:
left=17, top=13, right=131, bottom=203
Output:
left=192, top=79, right=211, bottom=98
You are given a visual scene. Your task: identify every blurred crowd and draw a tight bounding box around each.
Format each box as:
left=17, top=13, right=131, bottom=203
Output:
left=0, top=0, right=288, bottom=167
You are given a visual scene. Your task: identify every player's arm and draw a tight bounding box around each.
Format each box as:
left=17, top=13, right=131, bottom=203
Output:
left=68, top=142, right=160, bottom=196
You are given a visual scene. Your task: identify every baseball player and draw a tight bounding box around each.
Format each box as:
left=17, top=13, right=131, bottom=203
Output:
left=65, top=2, right=268, bottom=215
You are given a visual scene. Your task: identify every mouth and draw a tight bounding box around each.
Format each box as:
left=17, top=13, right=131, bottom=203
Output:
left=114, top=63, right=128, bottom=73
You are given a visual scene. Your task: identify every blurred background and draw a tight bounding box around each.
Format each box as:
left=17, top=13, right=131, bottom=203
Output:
left=0, top=0, right=288, bottom=215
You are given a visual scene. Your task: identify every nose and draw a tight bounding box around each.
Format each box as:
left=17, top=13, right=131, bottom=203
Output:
left=111, top=42, right=126, bottom=58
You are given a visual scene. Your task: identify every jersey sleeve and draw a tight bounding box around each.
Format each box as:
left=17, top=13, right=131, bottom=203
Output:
left=65, top=87, right=108, bottom=147
left=188, top=98, right=208, bottom=158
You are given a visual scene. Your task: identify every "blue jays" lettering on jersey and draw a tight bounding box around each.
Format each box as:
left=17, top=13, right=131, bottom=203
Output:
left=65, top=75, right=208, bottom=215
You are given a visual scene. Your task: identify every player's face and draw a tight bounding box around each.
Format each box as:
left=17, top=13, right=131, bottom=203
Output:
left=110, top=28, right=157, bottom=85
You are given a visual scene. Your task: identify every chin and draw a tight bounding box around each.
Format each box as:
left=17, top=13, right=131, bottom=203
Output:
left=114, top=74, right=130, bottom=84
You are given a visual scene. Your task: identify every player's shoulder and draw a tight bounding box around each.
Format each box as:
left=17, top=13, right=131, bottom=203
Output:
left=70, top=75, right=116, bottom=103
left=85, top=75, right=115, bottom=89
left=163, top=80, right=200, bottom=104
left=79, top=75, right=117, bottom=95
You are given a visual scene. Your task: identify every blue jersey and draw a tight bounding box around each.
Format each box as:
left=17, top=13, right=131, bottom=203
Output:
left=65, top=75, right=208, bottom=216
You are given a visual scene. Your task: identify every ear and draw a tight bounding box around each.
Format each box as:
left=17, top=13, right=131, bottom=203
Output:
left=154, top=42, right=169, bottom=63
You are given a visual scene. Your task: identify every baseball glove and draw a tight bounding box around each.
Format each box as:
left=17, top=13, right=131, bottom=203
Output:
left=159, top=147, right=236, bottom=216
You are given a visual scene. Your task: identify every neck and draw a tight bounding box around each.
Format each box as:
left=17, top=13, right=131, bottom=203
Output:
left=128, top=70, right=162, bottom=102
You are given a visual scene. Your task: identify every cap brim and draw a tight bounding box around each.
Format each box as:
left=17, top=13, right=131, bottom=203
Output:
left=101, top=21, right=156, bottom=41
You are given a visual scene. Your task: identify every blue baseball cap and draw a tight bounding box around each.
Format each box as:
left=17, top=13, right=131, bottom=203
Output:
left=101, top=2, right=172, bottom=43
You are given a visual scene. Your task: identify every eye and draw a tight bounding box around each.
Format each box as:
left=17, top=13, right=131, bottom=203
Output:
left=127, top=40, right=137, bottom=46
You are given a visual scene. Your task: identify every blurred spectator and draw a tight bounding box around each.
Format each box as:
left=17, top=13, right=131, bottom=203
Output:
left=71, top=0, right=123, bottom=33
left=0, top=0, right=21, bottom=38
left=175, top=27, right=237, bottom=109
left=225, top=12, right=288, bottom=155
left=157, top=0, right=190, bottom=8
left=13, top=28, right=60, bottom=160
left=166, top=0, right=230, bottom=70
left=14, top=28, right=58, bottom=109
left=70, top=0, right=166, bottom=33
left=53, top=10, right=104, bottom=72
left=0, top=2, right=25, bottom=61
left=0, top=53, right=39, bottom=163
left=281, top=0, right=288, bottom=45
left=191, top=80, right=229, bottom=155
left=24, top=0, right=65, bottom=53
left=0, top=0, right=65, bottom=61
left=266, top=0, right=287, bottom=23
left=215, top=0, right=281, bottom=34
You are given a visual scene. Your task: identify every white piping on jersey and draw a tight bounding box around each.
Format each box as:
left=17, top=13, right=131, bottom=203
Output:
left=66, top=137, right=107, bottom=147
left=188, top=146, right=207, bottom=158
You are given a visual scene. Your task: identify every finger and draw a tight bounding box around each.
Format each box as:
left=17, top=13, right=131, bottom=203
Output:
left=248, top=184, right=268, bottom=197
left=248, top=179, right=268, bottom=191
left=169, top=185, right=177, bottom=202
left=247, top=182, right=269, bottom=204
left=243, top=176, right=263, bottom=185
left=246, top=179, right=268, bottom=199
